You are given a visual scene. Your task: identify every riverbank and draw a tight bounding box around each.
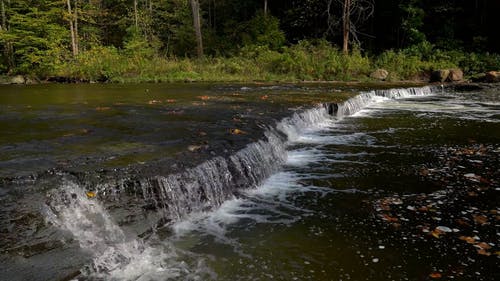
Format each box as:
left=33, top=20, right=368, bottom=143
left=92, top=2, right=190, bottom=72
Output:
left=2, top=42, right=499, bottom=85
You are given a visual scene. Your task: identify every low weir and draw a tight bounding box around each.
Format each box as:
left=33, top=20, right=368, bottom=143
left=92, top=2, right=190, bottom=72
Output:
left=3, top=85, right=441, bottom=280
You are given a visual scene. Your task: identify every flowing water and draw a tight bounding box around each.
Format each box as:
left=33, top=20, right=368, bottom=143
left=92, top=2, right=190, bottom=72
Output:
left=0, top=83, right=498, bottom=281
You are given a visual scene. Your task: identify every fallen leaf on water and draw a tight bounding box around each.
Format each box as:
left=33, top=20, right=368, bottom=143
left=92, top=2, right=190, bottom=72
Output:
left=198, top=95, right=210, bottom=100
left=230, top=128, right=246, bottom=135
left=95, top=107, right=111, bottom=111
left=455, top=218, right=471, bottom=227
left=86, top=191, right=96, bottom=198
left=474, top=242, right=491, bottom=250
left=419, top=168, right=430, bottom=176
left=477, top=248, right=491, bottom=256
left=468, top=191, right=478, bottom=197
left=431, top=228, right=444, bottom=239
left=260, top=95, right=269, bottom=100
left=472, top=214, right=488, bottom=225
left=380, top=214, right=398, bottom=222
left=458, top=236, right=476, bottom=244
left=148, top=100, right=162, bottom=105
left=418, top=206, right=429, bottom=212
left=166, top=99, right=176, bottom=103
left=429, top=272, right=442, bottom=278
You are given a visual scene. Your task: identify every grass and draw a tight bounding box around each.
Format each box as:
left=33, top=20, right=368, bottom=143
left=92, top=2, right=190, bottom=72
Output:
left=27, top=40, right=500, bottom=83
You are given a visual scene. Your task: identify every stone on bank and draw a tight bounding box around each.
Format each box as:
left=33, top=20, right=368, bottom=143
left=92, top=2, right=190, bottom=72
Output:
left=370, top=69, right=389, bottom=80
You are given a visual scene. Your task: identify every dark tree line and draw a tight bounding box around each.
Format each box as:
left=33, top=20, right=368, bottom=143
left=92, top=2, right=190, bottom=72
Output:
left=0, top=0, right=498, bottom=74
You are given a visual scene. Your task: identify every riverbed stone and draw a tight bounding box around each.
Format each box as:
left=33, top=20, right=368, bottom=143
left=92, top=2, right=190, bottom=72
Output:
left=447, top=68, right=463, bottom=82
left=11, top=75, right=25, bottom=84
left=431, top=69, right=450, bottom=82
left=370, top=69, right=389, bottom=80
left=484, top=71, right=500, bottom=82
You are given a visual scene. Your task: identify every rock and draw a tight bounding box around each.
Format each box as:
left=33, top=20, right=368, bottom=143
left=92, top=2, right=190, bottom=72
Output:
left=370, top=69, right=389, bottom=80
left=448, top=68, right=463, bottom=82
left=11, top=75, right=25, bottom=84
left=187, top=145, right=202, bottom=152
left=431, top=69, right=450, bottom=82
left=484, top=71, right=500, bottom=83
left=24, top=77, right=39, bottom=85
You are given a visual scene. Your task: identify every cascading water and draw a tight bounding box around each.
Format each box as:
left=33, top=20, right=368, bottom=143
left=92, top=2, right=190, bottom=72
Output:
left=332, top=86, right=435, bottom=117
left=45, top=85, right=439, bottom=280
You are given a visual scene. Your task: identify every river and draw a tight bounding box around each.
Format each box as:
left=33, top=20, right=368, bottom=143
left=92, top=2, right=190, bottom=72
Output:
left=0, top=83, right=498, bottom=281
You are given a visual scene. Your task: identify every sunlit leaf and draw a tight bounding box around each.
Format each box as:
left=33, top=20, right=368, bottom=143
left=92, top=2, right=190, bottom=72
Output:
left=230, top=128, right=246, bottom=135
left=472, top=214, right=488, bottom=225
left=477, top=248, right=491, bottom=256
left=458, top=236, right=476, bottom=244
left=429, top=272, right=442, bottom=278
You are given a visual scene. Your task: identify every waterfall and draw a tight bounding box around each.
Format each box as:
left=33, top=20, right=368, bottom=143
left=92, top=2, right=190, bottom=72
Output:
left=47, top=86, right=438, bottom=226
left=44, top=85, right=439, bottom=279
left=333, top=86, right=436, bottom=117
left=45, top=182, right=214, bottom=280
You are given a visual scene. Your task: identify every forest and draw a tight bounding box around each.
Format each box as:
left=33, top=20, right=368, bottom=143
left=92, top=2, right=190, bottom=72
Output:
left=0, top=0, right=499, bottom=83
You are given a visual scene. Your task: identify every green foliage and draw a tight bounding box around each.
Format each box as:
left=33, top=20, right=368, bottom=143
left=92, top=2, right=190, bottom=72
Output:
left=0, top=0, right=497, bottom=82
left=63, top=45, right=123, bottom=81
left=0, top=0, right=69, bottom=75
left=123, top=26, right=159, bottom=59
left=458, top=53, right=500, bottom=75
left=241, top=13, right=285, bottom=51
left=399, top=0, right=426, bottom=46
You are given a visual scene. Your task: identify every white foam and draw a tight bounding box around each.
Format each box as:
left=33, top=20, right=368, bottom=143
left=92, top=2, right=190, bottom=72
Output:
left=45, top=182, right=213, bottom=281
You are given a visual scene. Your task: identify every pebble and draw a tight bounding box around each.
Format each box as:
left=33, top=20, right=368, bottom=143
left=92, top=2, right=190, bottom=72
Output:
left=372, top=258, right=379, bottom=263
left=436, top=226, right=452, bottom=233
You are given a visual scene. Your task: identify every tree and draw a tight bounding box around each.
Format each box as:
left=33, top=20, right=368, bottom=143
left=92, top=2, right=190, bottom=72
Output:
left=66, top=0, right=79, bottom=56
left=0, top=0, right=69, bottom=74
left=329, top=0, right=374, bottom=54
left=0, top=0, right=14, bottom=69
left=189, top=0, right=203, bottom=57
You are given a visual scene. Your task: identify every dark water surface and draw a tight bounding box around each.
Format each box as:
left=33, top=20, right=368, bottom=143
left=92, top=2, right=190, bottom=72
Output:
left=0, top=83, right=498, bottom=281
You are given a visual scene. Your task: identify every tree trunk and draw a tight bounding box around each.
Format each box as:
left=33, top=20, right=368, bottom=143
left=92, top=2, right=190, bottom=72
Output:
left=66, top=0, right=78, bottom=56
left=1, top=0, right=5, bottom=31
left=342, top=0, right=351, bottom=54
left=134, top=0, right=138, bottom=28
left=189, top=0, right=203, bottom=58
left=0, top=0, right=13, bottom=69
left=264, top=0, right=268, bottom=15
left=74, top=0, right=79, bottom=55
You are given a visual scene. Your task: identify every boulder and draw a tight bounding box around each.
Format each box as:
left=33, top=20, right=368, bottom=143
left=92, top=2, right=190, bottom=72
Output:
left=370, top=69, right=389, bottom=80
left=484, top=71, right=500, bottom=83
left=431, top=69, right=450, bottom=82
left=447, top=68, right=463, bottom=82
left=24, top=77, right=40, bottom=85
left=11, top=75, right=25, bottom=84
